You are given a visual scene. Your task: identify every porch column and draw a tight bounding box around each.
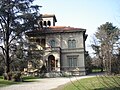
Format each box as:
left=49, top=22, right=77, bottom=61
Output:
left=55, top=59, right=56, bottom=70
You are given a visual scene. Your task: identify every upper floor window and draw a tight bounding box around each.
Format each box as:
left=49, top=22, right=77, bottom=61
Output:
left=50, top=39, right=55, bottom=47
left=68, top=39, right=76, bottom=48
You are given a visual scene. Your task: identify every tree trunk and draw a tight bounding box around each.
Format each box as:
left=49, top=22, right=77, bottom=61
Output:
left=4, top=0, right=11, bottom=80
left=4, top=28, right=11, bottom=80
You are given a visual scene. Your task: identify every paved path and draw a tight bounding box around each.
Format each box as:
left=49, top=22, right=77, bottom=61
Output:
left=0, top=73, right=102, bottom=90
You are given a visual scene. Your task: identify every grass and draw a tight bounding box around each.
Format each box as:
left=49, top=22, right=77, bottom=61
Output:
left=0, top=76, right=40, bottom=87
left=92, top=69, right=102, bottom=73
left=0, top=76, right=20, bottom=87
left=58, top=76, right=120, bottom=90
left=22, top=76, right=40, bottom=82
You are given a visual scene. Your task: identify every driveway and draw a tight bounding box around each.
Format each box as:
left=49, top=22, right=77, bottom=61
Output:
left=0, top=73, right=102, bottom=90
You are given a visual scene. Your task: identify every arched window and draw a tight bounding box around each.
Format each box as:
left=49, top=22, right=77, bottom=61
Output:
left=72, top=39, right=76, bottom=48
left=68, top=39, right=76, bottom=48
left=68, top=40, right=72, bottom=48
left=50, top=39, right=55, bottom=47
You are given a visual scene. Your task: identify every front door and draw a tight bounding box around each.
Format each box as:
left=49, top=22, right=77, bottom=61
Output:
left=48, top=55, right=56, bottom=72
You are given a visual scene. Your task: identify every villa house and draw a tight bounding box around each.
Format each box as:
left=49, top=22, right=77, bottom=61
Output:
left=25, top=14, right=88, bottom=76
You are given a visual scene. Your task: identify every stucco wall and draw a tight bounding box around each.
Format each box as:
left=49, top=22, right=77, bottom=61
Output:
left=61, top=32, right=84, bottom=49
left=45, top=34, right=60, bottom=47
left=45, top=32, right=84, bottom=49
left=61, top=52, right=85, bottom=67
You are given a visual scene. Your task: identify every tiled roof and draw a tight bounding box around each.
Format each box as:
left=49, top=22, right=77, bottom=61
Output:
left=26, top=26, right=86, bottom=36
left=41, top=14, right=55, bottom=18
left=48, top=26, right=85, bottom=31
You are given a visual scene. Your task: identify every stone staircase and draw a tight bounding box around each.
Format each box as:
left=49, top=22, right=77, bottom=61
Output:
left=44, top=72, right=62, bottom=78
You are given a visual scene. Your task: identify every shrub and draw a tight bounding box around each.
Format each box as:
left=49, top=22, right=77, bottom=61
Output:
left=12, top=71, right=22, bottom=82
left=0, top=67, right=4, bottom=76
left=61, top=71, right=70, bottom=77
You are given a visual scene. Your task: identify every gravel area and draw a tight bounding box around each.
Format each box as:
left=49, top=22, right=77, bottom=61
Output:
left=0, top=73, right=101, bottom=90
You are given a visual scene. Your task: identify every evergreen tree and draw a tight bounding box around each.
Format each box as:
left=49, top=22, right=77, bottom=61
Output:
left=0, top=0, right=40, bottom=80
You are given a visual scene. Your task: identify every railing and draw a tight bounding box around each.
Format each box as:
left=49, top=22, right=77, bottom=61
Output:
left=62, top=48, right=84, bottom=53
left=45, top=47, right=61, bottom=52
left=29, top=47, right=84, bottom=54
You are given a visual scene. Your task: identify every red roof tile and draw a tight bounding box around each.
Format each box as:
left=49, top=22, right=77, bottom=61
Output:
left=26, top=26, right=86, bottom=36
left=49, top=26, right=85, bottom=30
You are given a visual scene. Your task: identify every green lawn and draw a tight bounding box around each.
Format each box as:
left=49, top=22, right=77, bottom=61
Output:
left=0, top=76, right=40, bottom=87
left=61, top=76, right=120, bottom=90
left=0, top=76, right=20, bottom=87
left=22, top=76, right=40, bottom=82
left=92, top=69, right=102, bottom=73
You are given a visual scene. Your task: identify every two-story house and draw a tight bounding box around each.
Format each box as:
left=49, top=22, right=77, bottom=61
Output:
left=26, top=14, right=87, bottom=76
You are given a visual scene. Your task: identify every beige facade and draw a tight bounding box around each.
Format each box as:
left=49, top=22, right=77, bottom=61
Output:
left=26, top=14, right=87, bottom=75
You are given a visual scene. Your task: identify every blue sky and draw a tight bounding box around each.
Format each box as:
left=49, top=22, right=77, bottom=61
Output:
left=33, top=0, right=120, bottom=56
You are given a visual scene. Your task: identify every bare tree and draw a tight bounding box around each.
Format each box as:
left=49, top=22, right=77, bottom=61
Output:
left=91, top=35, right=104, bottom=72
left=92, top=22, right=119, bottom=74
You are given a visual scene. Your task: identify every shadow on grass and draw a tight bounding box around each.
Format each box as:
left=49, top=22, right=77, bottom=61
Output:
left=0, top=76, right=3, bottom=79
left=22, top=79, right=37, bottom=82
left=22, top=76, right=40, bottom=82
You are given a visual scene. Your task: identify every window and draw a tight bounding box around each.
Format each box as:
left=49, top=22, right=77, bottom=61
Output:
left=68, top=39, right=76, bottom=48
left=68, top=40, right=72, bottom=48
left=72, top=39, right=76, bottom=48
left=50, top=39, right=55, bottom=47
left=67, top=56, right=78, bottom=67
left=36, top=38, right=40, bottom=43
left=41, top=39, right=45, bottom=48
